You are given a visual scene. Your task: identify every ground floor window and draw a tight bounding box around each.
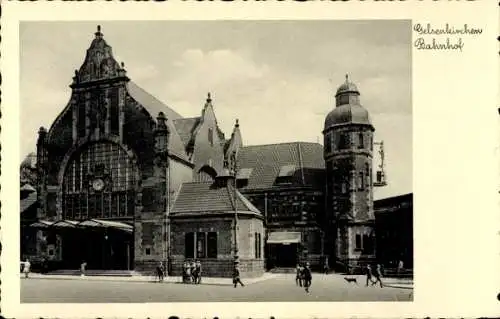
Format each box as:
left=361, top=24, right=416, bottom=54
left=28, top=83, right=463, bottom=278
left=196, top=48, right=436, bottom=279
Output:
left=254, top=232, right=262, bottom=258
left=355, top=232, right=375, bottom=254
left=185, top=232, right=217, bottom=259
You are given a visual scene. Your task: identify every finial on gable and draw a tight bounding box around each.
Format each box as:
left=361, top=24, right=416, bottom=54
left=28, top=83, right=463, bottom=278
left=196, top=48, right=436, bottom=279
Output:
left=345, top=73, right=349, bottom=83
left=207, top=92, right=212, bottom=104
left=95, top=25, right=103, bottom=39
left=235, top=119, right=239, bottom=128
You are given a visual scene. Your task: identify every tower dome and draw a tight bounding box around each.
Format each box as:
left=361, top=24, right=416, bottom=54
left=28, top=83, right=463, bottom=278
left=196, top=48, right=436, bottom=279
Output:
left=324, top=75, right=372, bottom=130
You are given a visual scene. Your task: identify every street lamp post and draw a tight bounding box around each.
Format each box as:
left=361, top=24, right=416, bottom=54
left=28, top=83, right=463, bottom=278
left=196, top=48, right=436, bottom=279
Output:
left=231, top=150, right=239, bottom=264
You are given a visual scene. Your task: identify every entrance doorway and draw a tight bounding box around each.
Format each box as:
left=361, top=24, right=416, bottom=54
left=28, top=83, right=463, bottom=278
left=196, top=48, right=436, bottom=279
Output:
left=269, top=243, right=298, bottom=268
left=61, top=227, right=133, bottom=270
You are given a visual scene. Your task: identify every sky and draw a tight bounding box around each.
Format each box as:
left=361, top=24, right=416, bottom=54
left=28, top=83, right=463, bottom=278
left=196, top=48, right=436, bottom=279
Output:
left=20, top=20, right=412, bottom=199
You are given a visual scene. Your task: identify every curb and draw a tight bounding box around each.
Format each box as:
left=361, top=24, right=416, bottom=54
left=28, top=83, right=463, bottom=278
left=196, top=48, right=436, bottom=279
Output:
left=23, top=274, right=278, bottom=287
left=383, top=284, right=413, bottom=290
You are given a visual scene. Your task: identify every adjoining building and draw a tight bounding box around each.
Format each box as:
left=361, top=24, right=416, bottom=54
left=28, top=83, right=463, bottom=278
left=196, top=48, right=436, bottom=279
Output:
left=21, top=25, right=412, bottom=276
left=374, top=193, right=413, bottom=269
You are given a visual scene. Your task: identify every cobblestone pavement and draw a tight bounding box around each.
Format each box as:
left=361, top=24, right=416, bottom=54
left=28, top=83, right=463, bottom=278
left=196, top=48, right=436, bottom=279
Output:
left=21, top=273, right=413, bottom=303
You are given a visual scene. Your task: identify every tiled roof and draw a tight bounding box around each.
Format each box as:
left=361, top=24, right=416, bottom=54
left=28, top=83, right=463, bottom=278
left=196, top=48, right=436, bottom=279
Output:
left=171, top=181, right=262, bottom=216
left=20, top=191, right=38, bottom=213
left=126, top=81, right=182, bottom=121
left=126, top=81, right=190, bottom=163
left=173, top=117, right=201, bottom=147
left=236, top=142, right=325, bottom=191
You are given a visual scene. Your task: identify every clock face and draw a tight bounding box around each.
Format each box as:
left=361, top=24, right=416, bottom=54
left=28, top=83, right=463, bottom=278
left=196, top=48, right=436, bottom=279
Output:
left=92, top=178, right=105, bottom=191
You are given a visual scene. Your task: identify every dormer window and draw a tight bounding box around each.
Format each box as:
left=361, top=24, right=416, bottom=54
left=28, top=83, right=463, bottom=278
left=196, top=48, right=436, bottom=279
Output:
left=236, top=168, right=253, bottom=187
left=276, top=165, right=295, bottom=184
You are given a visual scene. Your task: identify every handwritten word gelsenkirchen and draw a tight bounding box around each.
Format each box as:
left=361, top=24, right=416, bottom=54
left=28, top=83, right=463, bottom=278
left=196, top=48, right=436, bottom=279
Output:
left=414, top=38, right=464, bottom=52
left=413, top=23, right=482, bottom=35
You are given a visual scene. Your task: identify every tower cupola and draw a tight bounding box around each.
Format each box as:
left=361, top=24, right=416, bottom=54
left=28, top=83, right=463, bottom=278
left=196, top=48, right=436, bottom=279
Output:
left=324, top=74, right=372, bottom=130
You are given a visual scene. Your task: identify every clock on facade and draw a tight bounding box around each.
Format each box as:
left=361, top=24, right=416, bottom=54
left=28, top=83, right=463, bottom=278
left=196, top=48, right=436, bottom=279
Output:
left=92, top=178, right=105, bottom=191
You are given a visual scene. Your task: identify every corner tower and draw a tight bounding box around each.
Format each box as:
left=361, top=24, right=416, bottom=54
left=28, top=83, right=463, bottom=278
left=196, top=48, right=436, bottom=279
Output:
left=323, top=75, right=376, bottom=269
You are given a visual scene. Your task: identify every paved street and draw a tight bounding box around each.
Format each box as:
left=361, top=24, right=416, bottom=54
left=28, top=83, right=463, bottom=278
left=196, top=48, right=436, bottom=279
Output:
left=21, top=274, right=412, bottom=303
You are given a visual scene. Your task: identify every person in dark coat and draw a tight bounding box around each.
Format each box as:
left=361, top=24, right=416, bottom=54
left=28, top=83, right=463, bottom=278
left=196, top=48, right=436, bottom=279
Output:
left=371, top=264, right=384, bottom=287
left=302, top=262, right=312, bottom=293
left=365, top=264, right=374, bottom=286
left=195, top=260, right=202, bottom=284
left=232, top=264, right=245, bottom=288
left=295, top=264, right=303, bottom=287
left=156, top=261, right=165, bottom=282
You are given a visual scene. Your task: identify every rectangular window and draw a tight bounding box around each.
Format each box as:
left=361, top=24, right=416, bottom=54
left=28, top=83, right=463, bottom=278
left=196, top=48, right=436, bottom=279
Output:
left=358, top=133, right=364, bottom=149
left=207, top=232, right=218, bottom=258
left=208, top=128, right=214, bottom=146
left=77, top=103, right=86, bottom=138
left=363, top=234, right=373, bottom=254
left=325, top=133, right=332, bottom=153
left=358, top=172, right=364, bottom=190
left=185, top=232, right=195, bottom=258
left=110, top=88, right=119, bottom=135
left=196, top=232, right=206, bottom=258
left=355, top=234, right=362, bottom=250
left=254, top=232, right=259, bottom=258
left=258, top=233, right=262, bottom=258
left=142, top=223, right=154, bottom=246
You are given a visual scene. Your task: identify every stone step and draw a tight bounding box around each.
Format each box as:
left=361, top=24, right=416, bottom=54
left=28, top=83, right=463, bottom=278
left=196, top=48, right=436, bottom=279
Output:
left=48, top=269, right=136, bottom=277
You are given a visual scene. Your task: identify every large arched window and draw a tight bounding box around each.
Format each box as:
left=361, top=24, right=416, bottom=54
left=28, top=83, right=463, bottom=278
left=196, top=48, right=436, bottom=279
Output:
left=196, top=165, right=217, bottom=183
left=62, top=141, right=138, bottom=220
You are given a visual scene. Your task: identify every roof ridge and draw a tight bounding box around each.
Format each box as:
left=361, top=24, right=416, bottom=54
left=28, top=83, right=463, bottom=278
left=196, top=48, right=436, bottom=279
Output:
left=242, top=141, right=322, bottom=148
left=173, top=116, right=200, bottom=122
left=226, top=182, right=237, bottom=212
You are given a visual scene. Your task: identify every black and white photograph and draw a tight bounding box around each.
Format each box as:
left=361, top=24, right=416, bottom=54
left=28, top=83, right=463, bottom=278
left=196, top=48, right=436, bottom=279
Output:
left=18, top=20, right=414, bottom=303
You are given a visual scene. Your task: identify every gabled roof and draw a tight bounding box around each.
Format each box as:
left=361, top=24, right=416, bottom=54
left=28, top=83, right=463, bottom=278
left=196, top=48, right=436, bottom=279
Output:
left=125, top=81, right=190, bottom=163
left=171, top=181, right=262, bottom=216
left=173, top=117, right=201, bottom=147
left=236, top=142, right=325, bottom=191
left=126, top=81, right=182, bottom=121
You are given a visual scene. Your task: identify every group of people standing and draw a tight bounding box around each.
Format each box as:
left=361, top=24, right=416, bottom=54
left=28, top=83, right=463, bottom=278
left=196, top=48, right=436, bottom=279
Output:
left=182, top=260, right=202, bottom=284
left=295, top=262, right=313, bottom=293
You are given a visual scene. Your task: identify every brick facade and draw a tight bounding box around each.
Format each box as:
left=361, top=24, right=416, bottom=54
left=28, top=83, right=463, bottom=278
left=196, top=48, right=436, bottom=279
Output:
left=168, top=216, right=265, bottom=278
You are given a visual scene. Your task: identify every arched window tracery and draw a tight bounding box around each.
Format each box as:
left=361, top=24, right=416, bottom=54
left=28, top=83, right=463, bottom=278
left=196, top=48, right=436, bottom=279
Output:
left=62, top=141, right=138, bottom=220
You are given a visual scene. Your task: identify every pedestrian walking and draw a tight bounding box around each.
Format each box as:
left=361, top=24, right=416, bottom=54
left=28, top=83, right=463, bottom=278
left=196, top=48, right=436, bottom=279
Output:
left=365, top=264, right=374, bottom=286
left=156, top=261, right=165, bottom=282
left=295, top=264, right=303, bottom=287
left=302, top=262, right=312, bottom=293
left=182, top=261, right=188, bottom=283
left=371, top=264, right=384, bottom=288
left=195, top=260, right=202, bottom=284
left=80, top=261, right=87, bottom=277
left=190, top=261, right=196, bottom=283
left=185, top=261, right=192, bottom=283
left=397, top=260, right=404, bottom=276
left=323, top=257, right=330, bottom=275
left=23, top=258, right=31, bottom=279
left=232, top=264, right=245, bottom=288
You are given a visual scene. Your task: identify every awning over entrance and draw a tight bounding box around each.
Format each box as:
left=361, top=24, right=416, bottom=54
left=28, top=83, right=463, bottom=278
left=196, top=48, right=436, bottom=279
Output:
left=267, top=231, right=301, bottom=244
left=29, top=219, right=133, bottom=233
left=79, top=219, right=133, bottom=233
